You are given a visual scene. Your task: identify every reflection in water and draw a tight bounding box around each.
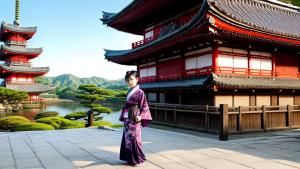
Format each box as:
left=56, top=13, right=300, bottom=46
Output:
left=0, top=102, right=122, bottom=124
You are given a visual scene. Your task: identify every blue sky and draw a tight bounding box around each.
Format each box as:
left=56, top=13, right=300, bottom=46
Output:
left=0, top=0, right=140, bottom=80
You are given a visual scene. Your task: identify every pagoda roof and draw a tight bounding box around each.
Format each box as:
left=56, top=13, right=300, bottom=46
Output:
left=0, top=64, right=49, bottom=76
left=0, top=45, right=42, bottom=58
left=6, top=84, right=55, bottom=93
left=0, top=22, right=37, bottom=41
left=141, top=73, right=300, bottom=90
left=104, top=0, right=300, bottom=65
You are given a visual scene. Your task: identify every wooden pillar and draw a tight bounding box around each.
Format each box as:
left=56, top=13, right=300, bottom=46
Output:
left=272, top=51, right=276, bottom=76
left=219, top=104, right=228, bottom=141
left=212, top=42, right=218, bottom=73
left=238, top=106, right=242, bottom=132
left=178, top=91, right=182, bottom=104
left=286, top=105, right=291, bottom=128
left=205, top=105, right=209, bottom=131
left=261, top=105, right=267, bottom=132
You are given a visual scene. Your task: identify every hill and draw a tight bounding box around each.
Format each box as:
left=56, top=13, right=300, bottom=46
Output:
left=36, top=74, right=127, bottom=99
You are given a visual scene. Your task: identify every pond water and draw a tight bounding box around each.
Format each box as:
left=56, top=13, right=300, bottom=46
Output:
left=0, top=102, right=123, bottom=124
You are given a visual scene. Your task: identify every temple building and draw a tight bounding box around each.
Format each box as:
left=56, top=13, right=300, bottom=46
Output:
left=102, top=0, right=300, bottom=108
left=0, top=0, right=54, bottom=101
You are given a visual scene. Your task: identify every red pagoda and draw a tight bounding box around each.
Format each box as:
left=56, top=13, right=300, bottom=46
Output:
left=0, top=0, right=54, bottom=101
left=102, top=0, right=300, bottom=133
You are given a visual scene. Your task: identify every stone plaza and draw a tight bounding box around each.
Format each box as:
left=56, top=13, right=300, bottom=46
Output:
left=0, top=127, right=299, bottom=169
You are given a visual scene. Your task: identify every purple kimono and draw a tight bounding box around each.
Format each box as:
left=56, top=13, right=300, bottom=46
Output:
left=119, top=85, right=152, bottom=165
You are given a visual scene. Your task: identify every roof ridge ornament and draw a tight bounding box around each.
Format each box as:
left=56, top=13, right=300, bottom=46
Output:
left=14, top=0, right=20, bottom=26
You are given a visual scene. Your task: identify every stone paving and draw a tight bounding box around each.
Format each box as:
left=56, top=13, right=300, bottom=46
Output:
left=0, top=127, right=299, bottom=169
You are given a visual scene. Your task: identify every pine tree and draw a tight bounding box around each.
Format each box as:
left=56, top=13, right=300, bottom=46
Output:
left=76, top=84, right=112, bottom=127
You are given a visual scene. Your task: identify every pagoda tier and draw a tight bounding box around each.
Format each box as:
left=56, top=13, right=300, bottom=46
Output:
left=0, top=45, right=42, bottom=60
left=6, top=84, right=55, bottom=93
left=0, top=22, right=37, bottom=42
left=103, top=0, right=300, bottom=65
left=0, top=64, right=49, bottom=77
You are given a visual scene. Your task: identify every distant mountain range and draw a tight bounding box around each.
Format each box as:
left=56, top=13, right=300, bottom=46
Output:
left=37, top=74, right=126, bottom=89
left=36, top=74, right=127, bottom=99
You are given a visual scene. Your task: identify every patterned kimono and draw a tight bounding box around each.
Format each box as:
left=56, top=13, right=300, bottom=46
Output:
left=119, top=85, right=152, bottom=165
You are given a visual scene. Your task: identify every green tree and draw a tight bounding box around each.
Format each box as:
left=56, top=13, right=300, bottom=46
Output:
left=0, top=87, right=28, bottom=104
left=76, top=84, right=113, bottom=127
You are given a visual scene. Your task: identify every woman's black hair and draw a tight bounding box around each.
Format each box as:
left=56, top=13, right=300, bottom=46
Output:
left=125, top=70, right=138, bottom=81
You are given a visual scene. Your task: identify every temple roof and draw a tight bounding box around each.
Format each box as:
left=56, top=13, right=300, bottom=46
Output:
left=0, top=22, right=37, bottom=41
left=141, top=73, right=300, bottom=90
left=208, top=0, right=300, bottom=39
left=101, top=0, right=199, bottom=35
left=0, top=64, right=49, bottom=75
left=140, top=77, right=208, bottom=89
left=209, top=73, right=300, bottom=90
left=6, top=84, right=55, bottom=93
left=103, top=0, right=300, bottom=65
left=0, top=45, right=42, bottom=57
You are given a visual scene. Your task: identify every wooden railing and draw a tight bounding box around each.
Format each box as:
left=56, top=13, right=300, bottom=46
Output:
left=140, top=66, right=300, bottom=83
left=139, top=67, right=213, bottom=83
left=132, top=37, right=154, bottom=48
left=149, top=103, right=300, bottom=141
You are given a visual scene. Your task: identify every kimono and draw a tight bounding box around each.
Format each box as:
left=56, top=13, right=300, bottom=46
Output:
left=119, top=85, right=152, bottom=165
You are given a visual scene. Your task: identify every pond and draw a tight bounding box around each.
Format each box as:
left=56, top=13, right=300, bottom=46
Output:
left=0, top=102, right=123, bottom=124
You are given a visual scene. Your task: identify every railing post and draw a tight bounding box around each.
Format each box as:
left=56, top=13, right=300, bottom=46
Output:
left=205, top=105, right=209, bottom=132
left=261, top=105, right=267, bottom=132
left=286, top=105, right=291, bottom=128
left=174, top=110, right=177, bottom=127
left=219, top=104, right=228, bottom=141
left=238, top=106, right=242, bottom=132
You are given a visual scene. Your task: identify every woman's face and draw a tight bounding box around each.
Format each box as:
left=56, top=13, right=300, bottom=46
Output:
left=126, top=75, right=138, bottom=88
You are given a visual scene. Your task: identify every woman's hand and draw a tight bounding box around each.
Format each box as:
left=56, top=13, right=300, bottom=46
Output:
left=135, top=116, right=141, bottom=122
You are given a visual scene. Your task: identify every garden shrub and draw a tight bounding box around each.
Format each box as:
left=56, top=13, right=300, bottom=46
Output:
left=0, top=116, right=30, bottom=130
left=36, top=116, right=84, bottom=129
left=34, top=111, right=59, bottom=120
left=14, top=123, right=55, bottom=131
left=64, top=112, right=86, bottom=120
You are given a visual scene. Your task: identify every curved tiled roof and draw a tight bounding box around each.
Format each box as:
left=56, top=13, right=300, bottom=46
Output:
left=6, top=84, right=55, bottom=93
left=1, top=22, right=37, bottom=34
left=209, top=73, right=300, bottom=89
left=104, top=0, right=209, bottom=60
left=208, top=0, right=300, bottom=39
left=1, top=45, right=43, bottom=55
left=0, top=64, right=49, bottom=74
left=140, top=77, right=208, bottom=89
left=104, top=0, right=300, bottom=65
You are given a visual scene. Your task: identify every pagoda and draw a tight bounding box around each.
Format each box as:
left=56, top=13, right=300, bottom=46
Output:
left=0, top=0, right=54, bottom=101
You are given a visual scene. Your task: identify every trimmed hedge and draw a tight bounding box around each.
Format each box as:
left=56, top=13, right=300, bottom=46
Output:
left=0, top=116, right=31, bottom=130
left=111, top=124, right=123, bottom=128
left=36, top=117, right=84, bottom=129
left=14, top=123, right=55, bottom=131
left=34, top=111, right=59, bottom=120
left=64, top=112, right=87, bottom=120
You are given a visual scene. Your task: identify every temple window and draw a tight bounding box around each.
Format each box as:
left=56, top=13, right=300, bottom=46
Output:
left=140, top=66, right=156, bottom=77
left=185, top=54, right=212, bottom=70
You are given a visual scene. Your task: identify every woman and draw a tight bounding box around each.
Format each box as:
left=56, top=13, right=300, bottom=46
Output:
left=119, top=70, right=152, bottom=167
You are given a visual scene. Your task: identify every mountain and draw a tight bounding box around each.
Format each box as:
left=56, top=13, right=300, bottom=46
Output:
left=36, top=74, right=127, bottom=99
left=37, top=74, right=126, bottom=89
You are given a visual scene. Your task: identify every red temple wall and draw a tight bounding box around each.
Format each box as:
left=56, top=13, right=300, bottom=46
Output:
left=7, top=34, right=26, bottom=42
left=275, top=53, right=298, bottom=77
left=157, top=57, right=182, bottom=76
